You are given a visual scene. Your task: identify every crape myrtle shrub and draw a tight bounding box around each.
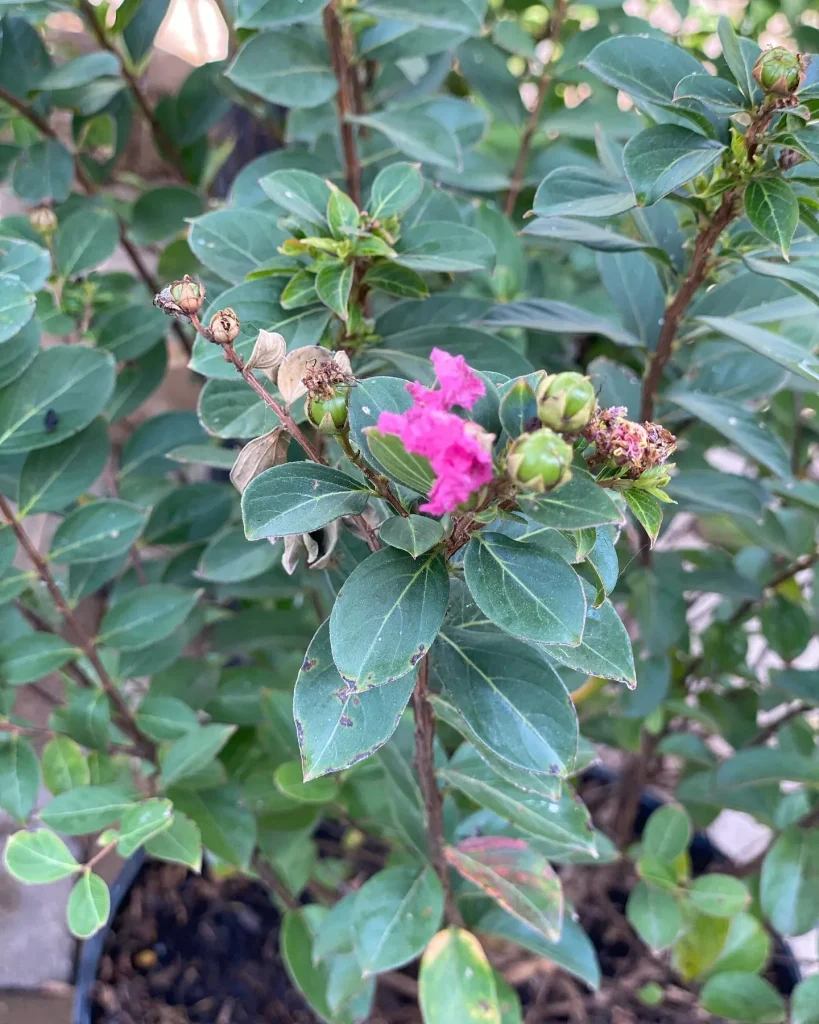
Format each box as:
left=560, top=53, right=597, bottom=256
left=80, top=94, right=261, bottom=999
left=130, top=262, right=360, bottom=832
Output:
left=0, top=0, right=818, bottom=1020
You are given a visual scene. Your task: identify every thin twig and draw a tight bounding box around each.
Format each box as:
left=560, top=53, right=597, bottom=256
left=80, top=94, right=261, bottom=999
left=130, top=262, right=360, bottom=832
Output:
left=411, top=656, right=463, bottom=926
left=77, top=0, right=188, bottom=179
left=337, top=433, right=408, bottom=518
left=252, top=853, right=301, bottom=911
left=323, top=0, right=362, bottom=206
left=750, top=702, right=809, bottom=747
left=504, top=0, right=568, bottom=217
left=85, top=839, right=119, bottom=873
left=0, top=496, right=157, bottom=763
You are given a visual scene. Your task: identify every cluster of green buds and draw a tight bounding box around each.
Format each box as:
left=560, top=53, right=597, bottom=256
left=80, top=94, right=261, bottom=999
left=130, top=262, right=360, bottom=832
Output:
left=753, top=46, right=806, bottom=96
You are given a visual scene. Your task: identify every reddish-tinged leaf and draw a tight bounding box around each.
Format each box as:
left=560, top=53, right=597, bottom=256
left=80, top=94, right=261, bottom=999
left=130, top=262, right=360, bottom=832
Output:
left=445, top=836, right=564, bottom=941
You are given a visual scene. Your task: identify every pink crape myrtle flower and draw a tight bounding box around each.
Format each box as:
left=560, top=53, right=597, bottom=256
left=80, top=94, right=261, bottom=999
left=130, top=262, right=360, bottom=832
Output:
left=376, top=348, right=494, bottom=516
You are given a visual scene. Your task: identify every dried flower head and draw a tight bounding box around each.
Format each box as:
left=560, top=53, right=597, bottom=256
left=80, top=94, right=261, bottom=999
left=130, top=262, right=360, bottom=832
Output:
left=209, top=307, right=241, bottom=345
left=583, top=406, right=677, bottom=478
left=277, top=346, right=353, bottom=406
left=170, top=275, right=206, bottom=316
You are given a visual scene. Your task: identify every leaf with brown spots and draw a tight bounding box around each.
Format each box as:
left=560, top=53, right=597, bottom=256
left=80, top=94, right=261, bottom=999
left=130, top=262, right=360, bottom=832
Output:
left=419, top=928, right=502, bottom=1024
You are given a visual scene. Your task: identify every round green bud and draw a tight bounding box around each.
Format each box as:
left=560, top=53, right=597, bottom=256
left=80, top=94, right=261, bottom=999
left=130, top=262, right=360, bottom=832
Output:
left=507, top=428, right=573, bottom=493
left=753, top=47, right=803, bottom=95
left=536, top=372, right=597, bottom=433
left=308, top=385, right=350, bottom=435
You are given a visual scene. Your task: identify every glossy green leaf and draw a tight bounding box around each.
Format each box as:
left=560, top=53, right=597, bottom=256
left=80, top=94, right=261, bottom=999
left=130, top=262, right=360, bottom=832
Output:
left=197, top=527, right=280, bottom=583
left=48, top=499, right=147, bottom=564
left=698, top=311, right=819, bottom=385
left=41, top=737, right=89, bottom=796
left=17, top=418, right=109, bottom=515
left=226, top=31, right=337, bottom=109
left=598, top=252, right=665, bottom=350
left=481, top=298, right=640, bottom=347
left=40, top=784, right=136, bottom=835
left=717, top=17, right=760, bottom=101
left=673, top=72, right=746, bottom=112
left=364, top=428, right=435, bottom=494
left=330, top=547, right=449, bottom=690
left=361, top=0, right=482, bottom=33
left=144, top=482, right=231, bottom=545
left=197, top=377, right=281, bottom=439
left=0, top=237, right=50, bottom=292
left=279, top=906, right=334, bottom=1022
left=349, top=110, right=461, bottom=171
left=626, top=881, right=681, bottom=949
left=189, top=210, right=284, bottom=284
left=0, top=632, right=79, bottom=684
left=352, top=865, right=444, bottom=974
left=760, top=828, right=819, bottom=936
left=583, top=35, right=704, bottom=107
left=0, top=273, right=35, bottom=343
left=4, top=828, right=80, bottom=883
left=432, top=628, right=577, bottom=776
left=0, top=734, right=39, bottom=821
left=67, top=871, right=110, bottom=939
left=294, top=620, right=415, bottom=780
left=419, top=928, right=501, bottom=1024
left=534, top=167, right=636, bottom=219
left=236, top=0, right=328, bottom=28
left=12, top=140, right=73, bottom=204
left=446, top=837, right=563, bottom=941
left=98, top=584, right=200, bottom=650
left=689, top=874, right=750, bottom=918
left=130, top=186, right=203, bottom=244
left=546, top=590, right=637, bottom=687
left=169, top=783, right=256, bottom=868
left=791, top=976, right=819, bottom=1024
left=700, top=973, right=785, bottom=1023
left=745, top=178, right=798, bottom=257
left=643, top=804, right=691, bottom=862
left=160, top=724, right=235, bottom=788
left=519, top=470, right=624, bottom=530
left=623, top=488, right=664, bottom=545
left=144, top=811, right=203, bottom=872
left=0, top=346, right=115, bottom=454
left=242, top=462, right=371, bottom=540
left=260, top=169, right=332, bottom=224
left=395, top=223, right=495, bottom=273
left=54, top=208, right=119, bottom=278
left=379, top=514, right=444, bottom=557
left=369, top=162, right=424, bottom=219
left=624, top=126, right=725, bottom=206
left=315, top=260, right=353, bottom=320
left=117, top=798, right=174, bottom=857
left=363, top=262, right=428, bottom=300
left=464, top=533, right=586, bottom=646
left=94, top=303, right=169, bottom=361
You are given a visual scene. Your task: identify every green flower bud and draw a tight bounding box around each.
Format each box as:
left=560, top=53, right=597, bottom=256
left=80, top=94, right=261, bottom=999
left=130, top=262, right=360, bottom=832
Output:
left=29, top=206, right=57, bottom=236
left=536, top=372, right=597, bottom=433
left=169, top=274, right=205, bottom=316
left=308, top=385, right=350, bottom=435
left=753, top=47, right=803, bottom=95
left=507, top=428, right=573, bottom=493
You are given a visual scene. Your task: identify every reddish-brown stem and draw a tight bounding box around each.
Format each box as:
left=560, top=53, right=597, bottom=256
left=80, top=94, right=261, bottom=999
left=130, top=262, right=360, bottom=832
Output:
left=504, top=0, right=568, bottom=217
left=337, top=432, right=408, bottom=518
left=411, top=657, right=463, bottom=926
left=0, top=495, right=157, bottom=763
left=323, top=0, right=362, bottom=207
left=85, top=839, right=118, bottom=873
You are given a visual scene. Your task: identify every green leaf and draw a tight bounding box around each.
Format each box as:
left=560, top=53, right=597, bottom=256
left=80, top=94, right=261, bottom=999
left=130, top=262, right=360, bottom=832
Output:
left=364, top=428, right=435, bottom=494
left=130, top=186, right=203, bottom=244
left=379, top=515, right=443, bottom=557
left=0, top=273, right=35, bottom=343
left=197, top=527, right=280, bottom=583
left=198, top=377, right=281, bottom=440
left=745, top=178, right=799, bottom=257
left=791, top=976, right=819, bottom=1024
left=106, top=343, right=167, bottom=423
left=689, top=874, right=750, bottom=918
left=583, top=34, right=704, bottom=105
left=477, top=906, right=600, bottom=990
left=0, top=237, right=50, bottom=291
left=419, top=928, right=502, bottom=1024
left=698, top=312, right=819, bottom=385
left=626, top=881, right=681, bottom=949
left=39, top=51, right=120, bottom=89
left=432, top=629, right=577, bottom=776
left=143, top=482, right=231, bottom=545
left=54, top=207, right=119, bottom=278
left=0, top=346, right=115, bottom=454
left=667, top=390, right=791, bottom=479
left=740, top=254, right=819, bottom=309
left=330, top=547, right=449, bottom=690
left=519, top=469, right=624, bottom=530
left=598, top=252, right=665, bottom=350
left=260, top=169, right=332, bottom=224
left=144, top=811, right=202, bottom=872
left=700, top=972, right=785, bottom=1023
left=440, top=747, right=595, bottom=855
left=643, top=804, right=691, bottom=862
left=294, top=620, right=415, bottom=780
left=226, top=31, right=337, bottom=109
left=67, top=871, right=110, bottom=939
left=523, top=217, right=653, bottom=256
left=0, top=735, right=39, bottom=821
left=534, top=166, right=636, bottom=219
left=98, top=584, right=200, bottom=650
left=716, top=748, right=819, bottom=789
left=623, top=489, right=664, bottom=546
left=122, top=0, right=170, bottom=61
left=446, top=837, right=563, bottom=941
left=117, top=798, right=174, bottom=857
left=11, top=140, right=73, bottom=204
left=360, top=0, right=483, bottom=33
left=586, top=527, right=619, bottom=606
left=545, top=591, right=637, bottom=687
left=94, top=303, right=170, bottom=361
left=368, top=162, right=424, bottom=220
left=48, top=499, right=147, bottom=564
left=169, top=783, right=256, bottom=868
left=236, top=0, right=329, bottom=28
left=120, top=411, right=204, bottom=476
left=160, top=724, right=235, bottom=788
left=189, top=210, right=285, bottom=284
left=761, top=594, right=811, bottom=662
left=481, top=298, right=641, bottom=348
left=280, top=907, right=334, bottom=1022
left=760, top=828, right=819, bottom=936
left=40, top=784, right=136, bottom=835
left=63, top=688, right=110, bottom=751
left=673, top=72, right=747, bottom=113
left=4, top=828, right=80, bottom=883
left=349, top=111, right=461, bottom=171
left=0, top=633, right=79, bottom=684
left=464, top=534, right=586, bottom=647
left=718, top=17, right=760, bottom=101
left=363, top=263, right=429, bottom=299
left=17, top=418, right=109, bottom=515
left=41, top=737, right=89, bottom=796
left=395, top=222, right=495, bottom=273
left=242, top=462, right=371, bottom=540
left=315, top=260, right=353, bottom=320
left=624, top=125, right=725, bottom=206
left=352, top=865, right=444, bottom=974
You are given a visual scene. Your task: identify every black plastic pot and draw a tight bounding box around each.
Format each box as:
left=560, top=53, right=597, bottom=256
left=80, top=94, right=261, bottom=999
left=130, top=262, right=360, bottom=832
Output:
left=72, top=779, right=801, bottom=1023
